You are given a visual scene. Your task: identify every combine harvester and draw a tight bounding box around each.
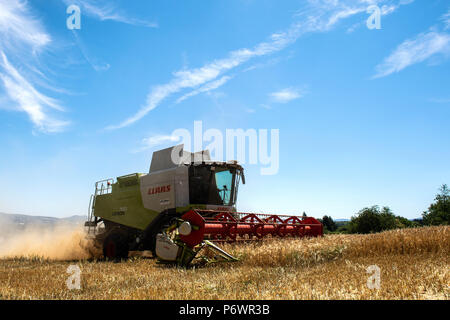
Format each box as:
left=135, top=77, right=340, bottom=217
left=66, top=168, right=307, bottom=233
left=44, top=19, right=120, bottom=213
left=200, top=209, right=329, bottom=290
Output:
left=85, top=145, right=323, bottom=267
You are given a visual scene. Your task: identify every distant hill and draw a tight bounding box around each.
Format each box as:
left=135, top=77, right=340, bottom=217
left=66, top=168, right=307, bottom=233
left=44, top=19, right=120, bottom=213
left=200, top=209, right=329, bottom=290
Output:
left=0, top=212, right=86, bottom=239
left=0, top=212, right=85, bottom=224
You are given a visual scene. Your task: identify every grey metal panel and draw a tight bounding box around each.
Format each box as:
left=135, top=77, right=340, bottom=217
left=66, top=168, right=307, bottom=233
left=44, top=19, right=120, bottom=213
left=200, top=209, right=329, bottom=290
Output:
left=174, top=166, right=189, bottom=207
left=149, top=145, right=182, bottom=173
left=140, top=170, right=176, bottom=212
left=140, top=165, right=190, bottom=212
left=149, top=144, right=212, bottom=173
left=191, top=150, right=211, bottom=163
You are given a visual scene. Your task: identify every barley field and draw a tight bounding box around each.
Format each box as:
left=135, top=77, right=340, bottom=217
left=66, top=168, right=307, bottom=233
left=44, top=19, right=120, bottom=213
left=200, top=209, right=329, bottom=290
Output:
left=0, top=226, right=448, bottom=300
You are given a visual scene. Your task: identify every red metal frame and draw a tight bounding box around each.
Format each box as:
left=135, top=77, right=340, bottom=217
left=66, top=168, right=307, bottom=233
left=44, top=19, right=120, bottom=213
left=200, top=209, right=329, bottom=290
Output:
left=179, top=209, right=323, bottom=248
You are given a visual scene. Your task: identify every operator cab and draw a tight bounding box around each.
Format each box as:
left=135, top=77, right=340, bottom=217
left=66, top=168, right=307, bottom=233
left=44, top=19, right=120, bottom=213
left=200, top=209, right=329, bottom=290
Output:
left=188, top=162, right=245, bottom=208
left=146, top=144, right=245, bottom=212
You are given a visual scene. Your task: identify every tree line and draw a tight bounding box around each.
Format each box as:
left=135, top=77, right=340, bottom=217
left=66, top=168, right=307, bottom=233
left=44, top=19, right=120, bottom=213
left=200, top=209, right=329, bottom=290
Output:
left=315, top=184, right=450, bottom=234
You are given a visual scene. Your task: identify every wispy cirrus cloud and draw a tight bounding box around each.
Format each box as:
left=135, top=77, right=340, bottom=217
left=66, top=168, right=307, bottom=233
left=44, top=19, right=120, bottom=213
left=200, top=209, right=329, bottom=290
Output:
left=108, top=0, right=414, bottom=130
left=0, top=53, right=68, bottom=133
left=0, top=0, right=50, bottom=51
left=270, top=87, right=306, bottom=104
left=175, top=75, right=233, bottom=104
left=373, top=4, right=450, bottom=78
left=0, top=0, right=68, bottom=133
left=63, top=0, right=157, bottom=71
left=346, top=1, right=411, bottom=33
left=299, top=0, right=412, bottom=32
left=71, top=29, right=110, bottom=72
left=133, top=134, right=181, bottom=153
left=442, top=8, right=450, bottom=30
left=64, top=0, right=158, bottom=28
left=374, top=30, right=450, bottom=78
left=106, top=25, right=302, bottom=129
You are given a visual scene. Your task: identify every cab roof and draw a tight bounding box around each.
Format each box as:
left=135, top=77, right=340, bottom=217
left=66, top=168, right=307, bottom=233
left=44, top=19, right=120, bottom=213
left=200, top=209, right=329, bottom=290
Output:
left=149, top=144, right=242, bottom=173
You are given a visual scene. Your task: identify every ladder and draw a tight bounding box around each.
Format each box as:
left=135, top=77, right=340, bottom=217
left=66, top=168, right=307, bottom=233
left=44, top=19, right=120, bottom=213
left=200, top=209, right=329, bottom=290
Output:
left=85, top=178, right=114, bottom=236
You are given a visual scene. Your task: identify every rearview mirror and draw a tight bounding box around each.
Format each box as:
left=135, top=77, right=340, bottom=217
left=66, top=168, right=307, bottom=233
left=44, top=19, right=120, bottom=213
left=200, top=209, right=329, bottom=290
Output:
left=240, top=170, right=246, bottom=185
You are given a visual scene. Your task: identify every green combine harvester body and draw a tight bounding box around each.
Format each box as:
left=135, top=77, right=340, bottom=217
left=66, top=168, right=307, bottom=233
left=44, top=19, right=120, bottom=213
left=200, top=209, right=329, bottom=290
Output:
left=85, top=145, right=245, bottom=265
left=85, top=144, right=323, bottom=267
left=93, top=173, right=156, bottom=230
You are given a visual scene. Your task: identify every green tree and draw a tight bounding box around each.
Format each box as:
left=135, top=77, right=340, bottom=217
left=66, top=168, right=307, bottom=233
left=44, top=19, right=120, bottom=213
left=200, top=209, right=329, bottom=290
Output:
left=379, top=206, right=397, bottom=230
left=336, top=221, right=350, bottom=233
left=322, top=215, right=337, bottom=232
left=348, top=206, right=397, bottom=234
left=395, top=216, right=415, bottom=228
left=422, top=184, right=450, bottom=226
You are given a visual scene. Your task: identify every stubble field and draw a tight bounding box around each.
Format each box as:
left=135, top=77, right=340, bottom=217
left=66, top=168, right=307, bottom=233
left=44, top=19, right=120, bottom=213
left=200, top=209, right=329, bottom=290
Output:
left=0, top=226, right=448, bottom=299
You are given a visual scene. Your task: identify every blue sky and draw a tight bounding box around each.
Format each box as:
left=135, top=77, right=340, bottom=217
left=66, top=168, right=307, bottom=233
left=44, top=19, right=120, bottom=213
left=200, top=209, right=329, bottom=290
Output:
left=0, top=0, right=449, bottom=219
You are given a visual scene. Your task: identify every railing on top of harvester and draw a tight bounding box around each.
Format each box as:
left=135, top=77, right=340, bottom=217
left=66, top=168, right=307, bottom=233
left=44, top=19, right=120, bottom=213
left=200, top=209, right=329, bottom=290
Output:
left=85, top=178, right=114, bottom=236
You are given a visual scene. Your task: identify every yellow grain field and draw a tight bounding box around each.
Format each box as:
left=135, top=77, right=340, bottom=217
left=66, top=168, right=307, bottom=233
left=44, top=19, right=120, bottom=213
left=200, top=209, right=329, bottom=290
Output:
left=0, top=226, right=448, bottom=299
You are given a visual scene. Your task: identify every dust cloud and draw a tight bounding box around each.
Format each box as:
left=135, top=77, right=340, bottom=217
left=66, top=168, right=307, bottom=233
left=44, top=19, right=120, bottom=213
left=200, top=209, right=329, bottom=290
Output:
left=0, top=224, right=99, bottom=260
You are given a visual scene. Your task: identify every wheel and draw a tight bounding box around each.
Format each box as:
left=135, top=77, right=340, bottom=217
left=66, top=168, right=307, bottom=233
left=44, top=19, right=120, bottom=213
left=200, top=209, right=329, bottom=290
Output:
left=103, top=231, right=129, bottom=261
